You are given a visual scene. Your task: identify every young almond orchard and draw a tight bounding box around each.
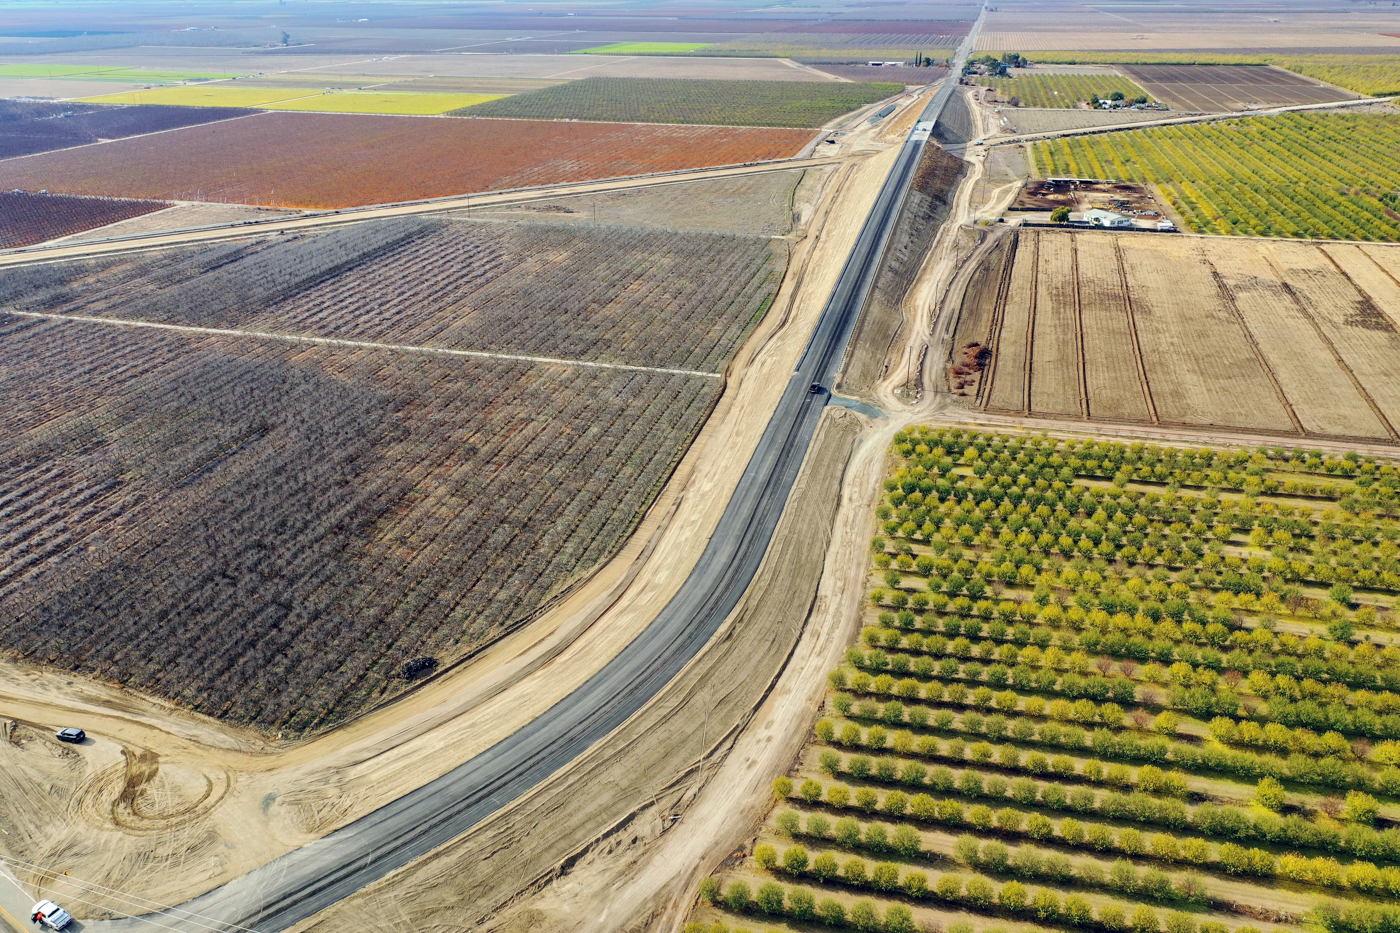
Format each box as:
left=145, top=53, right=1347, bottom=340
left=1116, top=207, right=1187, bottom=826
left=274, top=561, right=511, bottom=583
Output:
left=689, top=427, right=1400, bottom=933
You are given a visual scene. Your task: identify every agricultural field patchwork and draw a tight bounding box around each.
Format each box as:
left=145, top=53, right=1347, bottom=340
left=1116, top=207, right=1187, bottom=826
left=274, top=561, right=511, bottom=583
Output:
left=692, top=426, right=1400, bottom=933
left=974, top=74, right=1153, bottom=109
left=1012, top=54, right=1400, bottom=98
left=84, top=86, right=508, bottom=115
left=953, top=230, right=1400, bottom=442
left=1033, top=113, right=1400, bottom=240
left=455, top=77, right=902, bottom=127
left=0, top=99, right=255, bottom=160
left=0, top=190, right=168, bottom=248
left=1120, top=66, right=1356, bottom=113
left=0, top=113, right=816, bottom=209
left=0, top=64, right=233, bottom=82
left=0, top=216, right=788, bottom=734
left=697, top=25, right=967, bottom=60
left=261, top=91, right=506, bottom=114
left=80, top=87, right=324, bottom=109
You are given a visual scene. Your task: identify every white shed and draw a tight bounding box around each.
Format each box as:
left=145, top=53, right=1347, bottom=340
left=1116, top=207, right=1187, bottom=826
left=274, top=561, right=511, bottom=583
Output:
left=1084, top=208, right=1132, bottom=228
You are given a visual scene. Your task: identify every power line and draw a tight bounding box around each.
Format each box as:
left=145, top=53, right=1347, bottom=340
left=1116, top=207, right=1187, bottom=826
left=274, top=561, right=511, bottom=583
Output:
left=0, top=856, right=261, bottom=933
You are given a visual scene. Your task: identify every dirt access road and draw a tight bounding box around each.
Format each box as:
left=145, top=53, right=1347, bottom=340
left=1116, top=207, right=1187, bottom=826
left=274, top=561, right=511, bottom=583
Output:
left=0, top=84, right=936, bottom=931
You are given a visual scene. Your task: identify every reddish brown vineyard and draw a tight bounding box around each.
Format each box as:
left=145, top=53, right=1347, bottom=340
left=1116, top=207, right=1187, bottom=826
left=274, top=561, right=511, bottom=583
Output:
left=0, top=112, right=817, bottom=208
left=0, top=190, right=169, bottom=248
left=0, top=217, right=786, bottom=733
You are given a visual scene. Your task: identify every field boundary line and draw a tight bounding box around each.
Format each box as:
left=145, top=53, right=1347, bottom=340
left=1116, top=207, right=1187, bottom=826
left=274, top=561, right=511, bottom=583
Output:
left=1198, top=245, right=1305, bottom=436
left=1259, top=251, right=1399, bottom=441
left=1069, top=232, right=1088, bottom=418
left=1110, top=236, right=1159, bottom=424
left=5, top=311, right=722, bottom=379
left=1021, top=228, right=1038, bottom=414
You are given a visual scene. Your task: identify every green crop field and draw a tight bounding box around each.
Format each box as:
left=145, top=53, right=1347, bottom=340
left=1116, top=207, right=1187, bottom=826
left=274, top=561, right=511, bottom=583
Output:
left=974, top=73, right=1152, bottom=109
left=1034, top=113, right=1400, bottom=240
left=689, top=426, right=1400, bottom=933
left=454, top=77, right=903, bottom=128
left=574, top=41, right=712, bottom=55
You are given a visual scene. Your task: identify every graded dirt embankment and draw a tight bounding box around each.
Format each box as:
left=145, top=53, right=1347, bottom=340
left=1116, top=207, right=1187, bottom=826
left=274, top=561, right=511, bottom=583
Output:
left=838, top=144, right=968, bottom=398
left=290, top=405, right=866, bottom=933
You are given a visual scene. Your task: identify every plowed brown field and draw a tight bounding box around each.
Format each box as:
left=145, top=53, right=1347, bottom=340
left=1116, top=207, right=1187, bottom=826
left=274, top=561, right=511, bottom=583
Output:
left=0, top=112, right=817, bottom=209
left=954, top=229, right=1400, bottom=442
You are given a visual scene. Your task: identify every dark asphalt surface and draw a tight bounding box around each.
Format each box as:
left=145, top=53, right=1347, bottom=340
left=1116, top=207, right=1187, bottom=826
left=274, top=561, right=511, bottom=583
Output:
left=101, top=16, right=984, bottom=933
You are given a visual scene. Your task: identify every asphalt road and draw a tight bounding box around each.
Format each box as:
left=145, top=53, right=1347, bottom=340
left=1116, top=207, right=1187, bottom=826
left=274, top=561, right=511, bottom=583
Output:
left=96, top=18, right=984, bottom=933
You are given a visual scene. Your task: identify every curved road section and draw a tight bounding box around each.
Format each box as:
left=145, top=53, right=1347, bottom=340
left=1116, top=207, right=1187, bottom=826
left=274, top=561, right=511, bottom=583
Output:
left=105, top=17, right=984, bottom=933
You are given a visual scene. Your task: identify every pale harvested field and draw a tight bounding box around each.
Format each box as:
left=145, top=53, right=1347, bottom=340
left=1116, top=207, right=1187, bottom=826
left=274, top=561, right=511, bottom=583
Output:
left=958, top=229, right=1400, bottom=441
left=1119, top=235, right=1293, bottom=430
left=996, top=107, right=1173, bottom=134
left=1201, top=239, right=1387, bottom=438
left=1030, top=228, right=1081, bottom=416
left=985, top=227, right=1035, bottom=411
left=1269, top=239, right=1400, bottom=432
left=1073, top=233, right=1150, bottom=422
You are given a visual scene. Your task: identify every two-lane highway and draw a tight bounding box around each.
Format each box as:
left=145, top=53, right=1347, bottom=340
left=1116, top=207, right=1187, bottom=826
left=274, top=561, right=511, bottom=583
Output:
left=98, top=15, right=985, bottom=932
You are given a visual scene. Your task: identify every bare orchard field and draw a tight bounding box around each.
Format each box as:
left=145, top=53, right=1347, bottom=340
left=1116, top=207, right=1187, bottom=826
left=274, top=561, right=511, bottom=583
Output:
left=1121, top=65, right=1358, bottom=112
left=470, top=166, right=819, bottom=236
left=0, top=216, right=787, bottom=735
left=952, top=228, right=1400, bottom=443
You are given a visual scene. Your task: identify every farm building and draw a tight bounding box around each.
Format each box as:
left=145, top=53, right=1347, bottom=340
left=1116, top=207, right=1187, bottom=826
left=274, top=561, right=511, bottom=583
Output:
left=1083, top=208, right=1132, bottom=227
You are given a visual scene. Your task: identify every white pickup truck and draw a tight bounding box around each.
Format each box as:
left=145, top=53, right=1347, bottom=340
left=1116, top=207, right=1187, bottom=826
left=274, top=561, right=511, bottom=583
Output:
left=31, top=901, right=73, bottom=931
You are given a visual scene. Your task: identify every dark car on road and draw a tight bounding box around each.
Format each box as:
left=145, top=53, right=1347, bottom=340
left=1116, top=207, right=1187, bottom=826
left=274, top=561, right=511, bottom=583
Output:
left=55, top=727, right=84, bottom=743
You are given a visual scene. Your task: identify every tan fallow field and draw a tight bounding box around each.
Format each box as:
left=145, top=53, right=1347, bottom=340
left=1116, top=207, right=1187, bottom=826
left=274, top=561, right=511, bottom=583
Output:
left=951, top=228, right=1400, bottom=445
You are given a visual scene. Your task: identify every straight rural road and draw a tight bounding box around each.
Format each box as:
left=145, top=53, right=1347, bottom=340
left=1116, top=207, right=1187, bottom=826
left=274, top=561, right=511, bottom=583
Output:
left=91, top=19, right=984, bottom=932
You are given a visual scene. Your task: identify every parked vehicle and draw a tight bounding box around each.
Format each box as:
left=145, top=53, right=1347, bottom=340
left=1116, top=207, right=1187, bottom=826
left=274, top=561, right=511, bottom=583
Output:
left=55, top=728, right=84, bottom=743
left=31, top=901, right=72, bottom=930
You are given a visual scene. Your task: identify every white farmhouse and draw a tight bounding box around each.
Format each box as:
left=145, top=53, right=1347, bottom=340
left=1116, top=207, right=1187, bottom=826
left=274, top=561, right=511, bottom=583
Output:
left=1083, top=208, right=1133, bottom=228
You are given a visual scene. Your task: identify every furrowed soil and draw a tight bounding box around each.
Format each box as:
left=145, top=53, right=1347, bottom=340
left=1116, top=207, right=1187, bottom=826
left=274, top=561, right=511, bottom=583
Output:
left=984, top=228, right=1035, bottom=412
left=1201, top=240, right=1388, bottom=439
left=1116, top=236, right=1291, bottom=431
left=1073, top=233, right=1150, bottom=423
left=959, top=229, right=1400, bottom=442
left=1028, top=229, right=1080, bottom=417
